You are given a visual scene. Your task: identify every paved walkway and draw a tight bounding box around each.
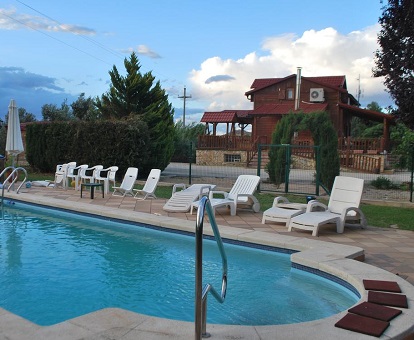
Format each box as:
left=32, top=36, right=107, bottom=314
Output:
left=20, top=184, right=414, bottom=286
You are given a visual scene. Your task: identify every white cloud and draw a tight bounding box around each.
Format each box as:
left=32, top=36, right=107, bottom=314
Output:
left=136, top=45, right=161, bottom=59
left=189, top=24, right=392, bottom=112
left=0, top=7, right=96, bottom=35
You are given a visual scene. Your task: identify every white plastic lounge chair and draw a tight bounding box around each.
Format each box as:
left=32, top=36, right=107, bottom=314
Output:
left=190, top=175, right=261, bottom=216
left=112, top=167, right=138, bottom=197
left=288, top=176, right=366, bottom=236
left=95, top=166, right=118, bottom=194
left=133, top=169, right=161, bottom=200
left=80, top=165, right=103, bottom=185
left=163, top=183, right=216, bottom=212
left=262, top=197, right=308, bottom=226
left=67, top=164, right=88, bottom=190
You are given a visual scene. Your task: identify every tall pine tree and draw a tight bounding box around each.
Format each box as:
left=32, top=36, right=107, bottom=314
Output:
left=96, top=52, right=175, bottom=173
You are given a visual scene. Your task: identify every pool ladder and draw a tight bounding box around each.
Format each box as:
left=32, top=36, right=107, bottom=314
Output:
left=195, top=196, right=228, bottom=339
left=0, top=166, right=28, bottom=204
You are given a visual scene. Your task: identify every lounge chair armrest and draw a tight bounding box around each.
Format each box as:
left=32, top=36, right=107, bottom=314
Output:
left=209, top=190, right=228, bottom=200
left=198, top=185, right=212, bottom=199
left=342, top=207, right=367, bottom=227
left=172, top=183, right=186, bottom=194
left=306, top=200, right=327, bottom=213
left=236, top=193, right=261, bottom=212
left=273, top=196, right=289, bottom=206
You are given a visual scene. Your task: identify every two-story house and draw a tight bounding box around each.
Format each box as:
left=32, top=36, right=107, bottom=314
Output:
left=197, top=69, right=394, bottom=173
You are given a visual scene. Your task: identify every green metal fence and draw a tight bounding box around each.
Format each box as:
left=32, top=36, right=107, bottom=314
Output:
left=256, top=144, right=322, bottom=196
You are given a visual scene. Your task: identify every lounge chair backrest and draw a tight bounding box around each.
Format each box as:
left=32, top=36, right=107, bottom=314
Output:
left=120, top=167, right=138, bottom=190
left=142, top=169, right=161, bottom=193
left=227, top=175, right=261, bottom=202
left=328, top=176, right=364, bottom=215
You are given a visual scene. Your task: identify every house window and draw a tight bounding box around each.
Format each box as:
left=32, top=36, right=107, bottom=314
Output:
left=287, top=88, right=294, bottom=100
left=224, top=154, right=241, bottom=163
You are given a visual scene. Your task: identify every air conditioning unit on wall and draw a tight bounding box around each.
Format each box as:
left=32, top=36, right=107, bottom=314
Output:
left=309, top=88, right=324, bottom=102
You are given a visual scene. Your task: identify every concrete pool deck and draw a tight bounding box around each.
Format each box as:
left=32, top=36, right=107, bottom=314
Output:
left=1, top=186, right=414, bottom=339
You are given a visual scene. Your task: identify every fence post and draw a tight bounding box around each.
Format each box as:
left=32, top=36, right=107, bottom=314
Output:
left=284, top=145, right=291, bottom=193
left=315, top=145, right=320, bottom=196
left=257, top=144, right=262, bottom=192
left=410, top=145, right=414, bottom=202
left=189, top=141, right=193, bottom=185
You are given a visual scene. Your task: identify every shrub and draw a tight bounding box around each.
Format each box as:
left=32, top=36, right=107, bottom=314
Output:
left=370, top=176, right=401, bottom=190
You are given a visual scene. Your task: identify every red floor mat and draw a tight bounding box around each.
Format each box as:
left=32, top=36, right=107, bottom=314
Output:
left=335, top=313, right=390, bottom=337
left=363, top=279, right=401, bottom=293
left=368, top=291, right=408, bottom=308
left=348, top=301, right=402, bottom=321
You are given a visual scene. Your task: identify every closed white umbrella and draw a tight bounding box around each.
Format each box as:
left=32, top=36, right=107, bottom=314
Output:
left=5, top=99, right=24, bottom=167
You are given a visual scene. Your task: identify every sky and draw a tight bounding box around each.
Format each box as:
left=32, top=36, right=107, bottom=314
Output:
left=0, top=0, right=391, bottom=124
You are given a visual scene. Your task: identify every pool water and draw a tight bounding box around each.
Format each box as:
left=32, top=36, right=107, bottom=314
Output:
left=0, top=202, right=359, bottom=326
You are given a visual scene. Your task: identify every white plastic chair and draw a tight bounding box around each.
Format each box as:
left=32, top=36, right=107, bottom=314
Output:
left=191, top=175, right=261, bottom=216
left=67, top=164, right=88, bottom=191
left=288, top=176, right=366, bottom=236
left=53, top=163, right=69, bottom=189
left=95, top=166, right=118, bottom=194
left=80, top=165, right=103, bottom=185
left=112, top=167, right=138, bottom=197
left=133, top=169, right=161, bottom=200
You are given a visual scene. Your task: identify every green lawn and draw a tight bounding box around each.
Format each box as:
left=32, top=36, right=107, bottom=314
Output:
left=27, top=172, right=414, bottom=231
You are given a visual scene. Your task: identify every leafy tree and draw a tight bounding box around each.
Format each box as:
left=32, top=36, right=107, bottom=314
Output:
left=96, top=52, right=175, bottom=173
left=42, top=99, right=74, bottom=121
left=351, top=101, right=383, bottom=137
left=373, top=0, right=414, bottom=128
left=71, top=93, right=101, bottom=121
left=173, top=121, right=205, bottom=162
left=390, top=123, right=414, bottom=169
left=5, top=107, right=37, bottom=124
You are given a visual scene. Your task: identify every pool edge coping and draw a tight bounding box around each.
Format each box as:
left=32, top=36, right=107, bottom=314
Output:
left=1, top=191, right=414, bottom=340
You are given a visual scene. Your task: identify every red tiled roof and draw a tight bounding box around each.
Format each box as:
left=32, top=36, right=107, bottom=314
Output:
left=250, top=102, right=328, bottom=115
left=306, top=76, right=345, bottom=89
left=200, top=110, right=252, bottom=123
left=200, top=111, right=237, bottom=123
left=245, top=75, right=347, bottom=96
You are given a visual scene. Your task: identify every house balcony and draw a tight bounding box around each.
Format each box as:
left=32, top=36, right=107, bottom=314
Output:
left=197, top=135, right=255, bottom=151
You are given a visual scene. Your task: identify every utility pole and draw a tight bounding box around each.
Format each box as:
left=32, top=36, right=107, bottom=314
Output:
left=178, top=86, right=191, bottom=126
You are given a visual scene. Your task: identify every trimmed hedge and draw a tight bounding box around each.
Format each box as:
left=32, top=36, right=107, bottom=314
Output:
left=25, top=119, right=151, bottom=179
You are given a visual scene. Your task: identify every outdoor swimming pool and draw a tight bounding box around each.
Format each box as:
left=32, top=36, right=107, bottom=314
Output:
left=0, top=201, right=359, bottom=326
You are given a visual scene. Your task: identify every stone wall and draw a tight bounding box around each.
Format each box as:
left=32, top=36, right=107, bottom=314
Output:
left=291, top=155, right=315, bottom=170
left=196, top=150, right=247, bottom=167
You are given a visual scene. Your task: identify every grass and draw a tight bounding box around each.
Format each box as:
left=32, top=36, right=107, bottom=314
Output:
left=25, top=171, right=414, bottom=231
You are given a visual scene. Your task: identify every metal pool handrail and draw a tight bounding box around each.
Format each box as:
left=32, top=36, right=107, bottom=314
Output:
left=0, top=166, right=28, bottom=203
left=195, top=196, right=228, bottom=339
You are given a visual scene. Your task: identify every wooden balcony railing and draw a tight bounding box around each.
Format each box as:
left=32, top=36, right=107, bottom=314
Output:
left=197, top=135, right=254, bottom=150
left=338, top=137, right=384, bottom=154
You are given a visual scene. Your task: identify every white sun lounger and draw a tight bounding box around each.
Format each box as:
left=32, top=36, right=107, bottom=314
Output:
left=163, top=183, right=216, bottom=212
left=191, top=175, right=261, bottom=216
left=288, top=176, right=366, bottom=236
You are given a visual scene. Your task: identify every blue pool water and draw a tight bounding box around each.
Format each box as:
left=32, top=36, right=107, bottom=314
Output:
left=0, top=202, right=359, bottom=326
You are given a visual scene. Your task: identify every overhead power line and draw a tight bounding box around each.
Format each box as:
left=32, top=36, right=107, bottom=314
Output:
left=10, top=0, right=124, bottom=62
